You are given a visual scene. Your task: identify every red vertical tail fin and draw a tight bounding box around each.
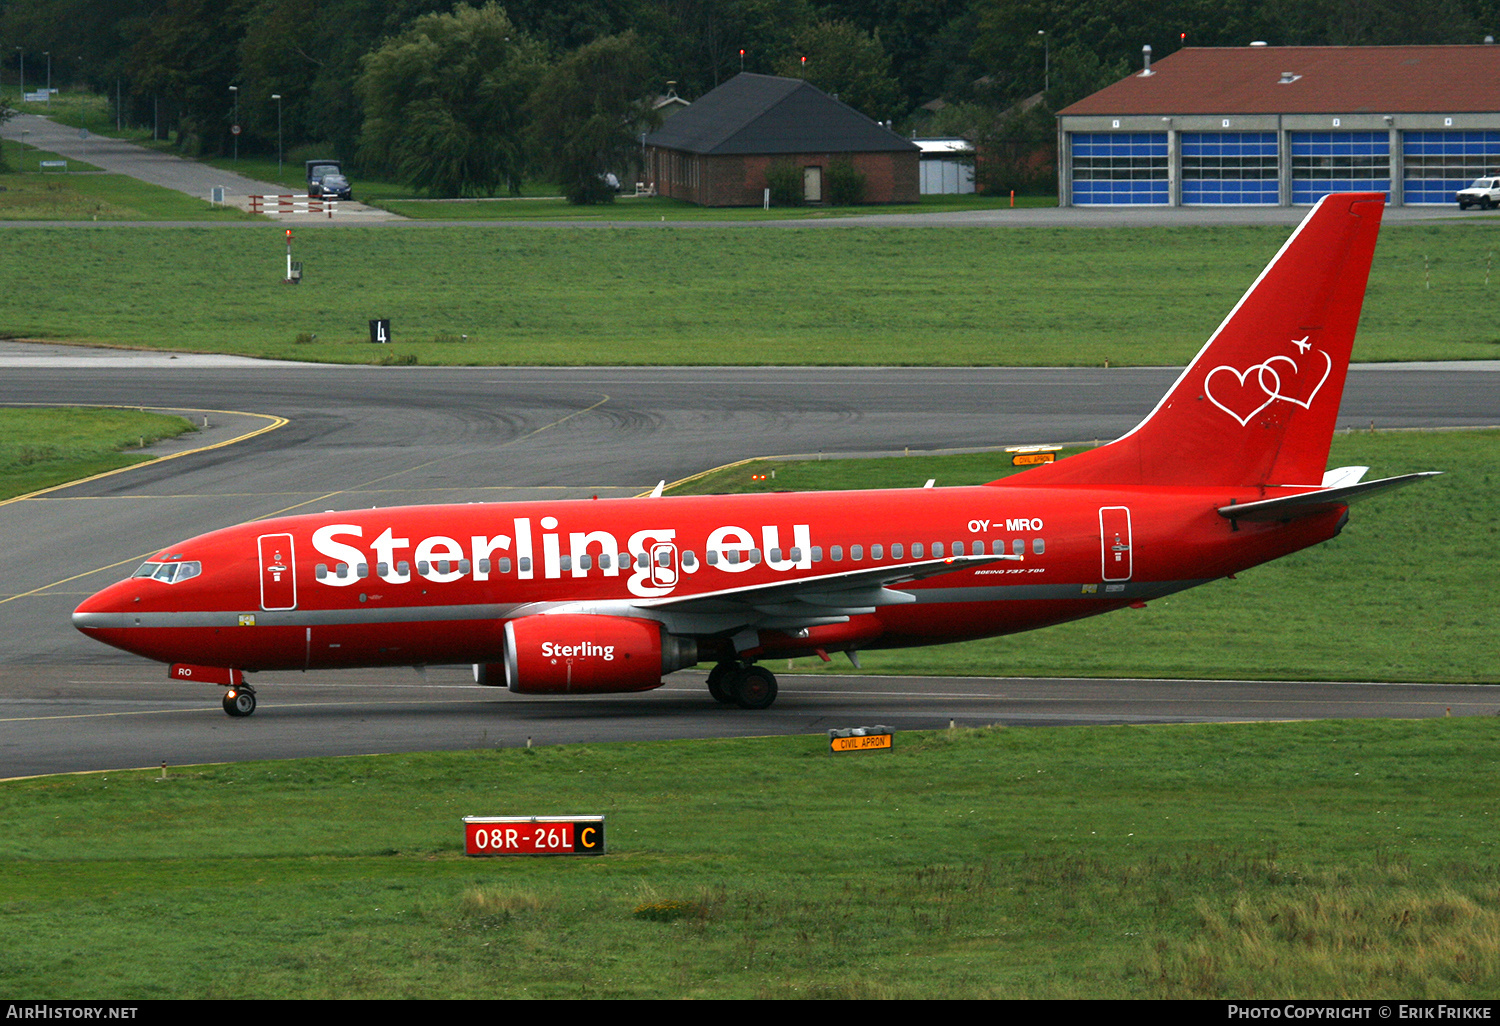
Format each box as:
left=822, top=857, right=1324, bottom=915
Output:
left=999, top=193, right=1385, bottom=489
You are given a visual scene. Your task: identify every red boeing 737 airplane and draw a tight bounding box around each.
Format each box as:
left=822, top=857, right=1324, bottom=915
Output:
left=74, top=193, right=1436, bottom=717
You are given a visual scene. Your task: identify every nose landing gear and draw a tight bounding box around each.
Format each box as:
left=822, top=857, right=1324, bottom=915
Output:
left=223, top=685, right=257, bottom=717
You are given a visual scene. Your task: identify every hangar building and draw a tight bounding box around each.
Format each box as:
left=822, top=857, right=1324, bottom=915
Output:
left=1056, top=44, right=1500, bottom=207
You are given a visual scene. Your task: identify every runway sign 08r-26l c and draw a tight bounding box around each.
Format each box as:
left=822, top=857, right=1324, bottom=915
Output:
left=462, top=816, right=606, bottom=856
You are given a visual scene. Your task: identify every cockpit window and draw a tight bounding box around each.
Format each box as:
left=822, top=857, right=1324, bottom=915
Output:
left=133, top=560, right=202, bottom=584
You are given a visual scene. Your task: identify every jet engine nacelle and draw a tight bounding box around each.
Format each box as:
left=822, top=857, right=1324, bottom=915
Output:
left=473, top=614, right=698, bottom=694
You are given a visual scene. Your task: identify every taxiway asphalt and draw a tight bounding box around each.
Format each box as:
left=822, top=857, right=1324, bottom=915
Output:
left=1, top=347, right=1495, bottom=776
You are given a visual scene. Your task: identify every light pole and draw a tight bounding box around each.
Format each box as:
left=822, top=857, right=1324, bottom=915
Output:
left=229, top=85, right=238, bottom=161
left=43, top=51, right=49, bottom=102
left=15, top=48, right=22, bottom=99
left=271, top=93, right=282, bottom=177
left=1037, top=31, right=1049, bottom=94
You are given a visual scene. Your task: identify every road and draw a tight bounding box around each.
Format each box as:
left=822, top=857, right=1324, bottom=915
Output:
left=1, top=345, right=1495, bottom=777
left=8, top=112, right=397, bottom=221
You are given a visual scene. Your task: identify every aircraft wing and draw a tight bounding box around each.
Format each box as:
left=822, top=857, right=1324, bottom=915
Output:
left=630, top=553, right=1018, bottom=632
left=1218, top=472, right=1440, bottom=523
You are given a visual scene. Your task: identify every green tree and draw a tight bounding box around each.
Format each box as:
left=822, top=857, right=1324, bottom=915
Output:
left=238, top=0, right=477, bottom=161
left=527, top=32, right=659, bottom=204
left=355, top=2, right=545, bottom=196
left=122, top=0, right=255, bottom=153
left=776, top=20, right=904, bottom=122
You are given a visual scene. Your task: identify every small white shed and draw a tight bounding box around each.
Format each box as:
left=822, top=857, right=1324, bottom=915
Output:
left=916, top=137, right=976, bottom=195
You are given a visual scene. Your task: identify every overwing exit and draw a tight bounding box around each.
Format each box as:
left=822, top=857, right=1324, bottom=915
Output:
left=73, top=193, right=1435, bottom=715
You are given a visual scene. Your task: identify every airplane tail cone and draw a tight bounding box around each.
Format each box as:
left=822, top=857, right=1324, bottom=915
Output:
left=1002, top=193, right=1386, bottom=489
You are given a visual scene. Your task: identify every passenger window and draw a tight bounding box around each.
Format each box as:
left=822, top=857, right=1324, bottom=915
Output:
left=682, top=551, right=696, bottom=568
left=337, top=563, right=349, bottom=578
left=499, top=558, right=512, bottom=573
left=377, top=561, right=390, bottom=576
left=398, top=561, right=411, bottom=575
left=707, top=550, right=719, bottom=565
left=559, top=555, right=572, bottom=571
left=478, top=559, right=490, bottom=573
left=812, top=546, right=823, bottom=562
left=1033, top=538, right=1045, bottom=555
left=1012, top=539, right=1025, bottom=556
left=789, top=547, right=802, bottom=562
left=932, top=542, right=944, bottom=558
left=871, top=544, right=883, bottom=560
left=518, top=557, right=530, bottom=572
left=459, top=560, right=470, bottom=574
left=952, top=541, right=964, bottom=555
left=599, top=553, right=611, bottom=570
left=749, top=548, right=762, bottom=564
left=416, top=561, right=429, bottom=574
left=316, top=564, right=328, bottom=580
left=851, top=544, right=863, bottom=560
left=892, top=543, right=904, bottom=559
left=992, top=540, right=1005, bottom=556
left=578, top=554, right=591, bottom=570
left=358, top=562, right=370, bottom=578
left=770, top=547, right=782, bottom=562
left=831, top=545, right=843, bottom=561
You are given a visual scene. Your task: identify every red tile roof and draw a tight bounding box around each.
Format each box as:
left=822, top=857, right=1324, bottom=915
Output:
left=1059, top=46, right=1500, bottom=116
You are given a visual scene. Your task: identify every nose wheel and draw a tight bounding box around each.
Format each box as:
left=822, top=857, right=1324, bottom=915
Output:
left=223, top=686, right=257, bottom=718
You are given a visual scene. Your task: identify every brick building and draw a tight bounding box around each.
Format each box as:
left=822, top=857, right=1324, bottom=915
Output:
left=1057, top=44, right=1500, bottom=207
left=643, top=73, right=919, bottom=206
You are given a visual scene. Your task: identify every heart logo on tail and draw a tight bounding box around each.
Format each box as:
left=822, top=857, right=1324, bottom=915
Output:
left=1205, top=363, right=1279, bottom=426
left=1259, top=351, right=1331, bottom=409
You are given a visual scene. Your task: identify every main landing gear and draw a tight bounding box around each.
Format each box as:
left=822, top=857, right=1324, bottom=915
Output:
left=706, top=662, right=779, bottom=710
left=223, top=684, right=257, bottom=718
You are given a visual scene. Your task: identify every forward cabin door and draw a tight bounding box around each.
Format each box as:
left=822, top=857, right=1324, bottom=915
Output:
left=258, top=532, right=298, bottom=610
left=1099, top=507, right=1133, bottom=582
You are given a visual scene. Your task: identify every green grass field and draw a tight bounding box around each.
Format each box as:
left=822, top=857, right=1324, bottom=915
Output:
left=0, top=222, right=1496, bottom=364
left=0, top=407, right=196, bottom=499
left=2, top=718, right=1498, bottom=998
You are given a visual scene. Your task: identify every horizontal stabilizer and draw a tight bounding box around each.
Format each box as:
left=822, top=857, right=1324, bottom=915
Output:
left=1218, top=472, right=1440, bottom=522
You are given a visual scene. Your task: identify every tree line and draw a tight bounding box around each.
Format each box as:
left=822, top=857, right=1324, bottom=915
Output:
left=2, top=0, right=1496, bottom=199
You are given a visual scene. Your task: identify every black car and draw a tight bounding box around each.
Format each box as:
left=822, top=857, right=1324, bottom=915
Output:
left=313, top=173, right=352, bottom=201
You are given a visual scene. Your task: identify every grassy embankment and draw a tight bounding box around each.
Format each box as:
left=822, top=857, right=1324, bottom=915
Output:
left=0, top=407, right=196, bottom=499
left=0, top=223, right=1496, bottom=364
left=667, top=429, right=1495, bottom=685
left=1, top=718, right=1498, bottom=998
left=0, top=132, right=260, bottom=222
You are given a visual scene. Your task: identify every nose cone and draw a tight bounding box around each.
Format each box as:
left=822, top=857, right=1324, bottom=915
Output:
left=73, top=579, right=147, bottom=655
